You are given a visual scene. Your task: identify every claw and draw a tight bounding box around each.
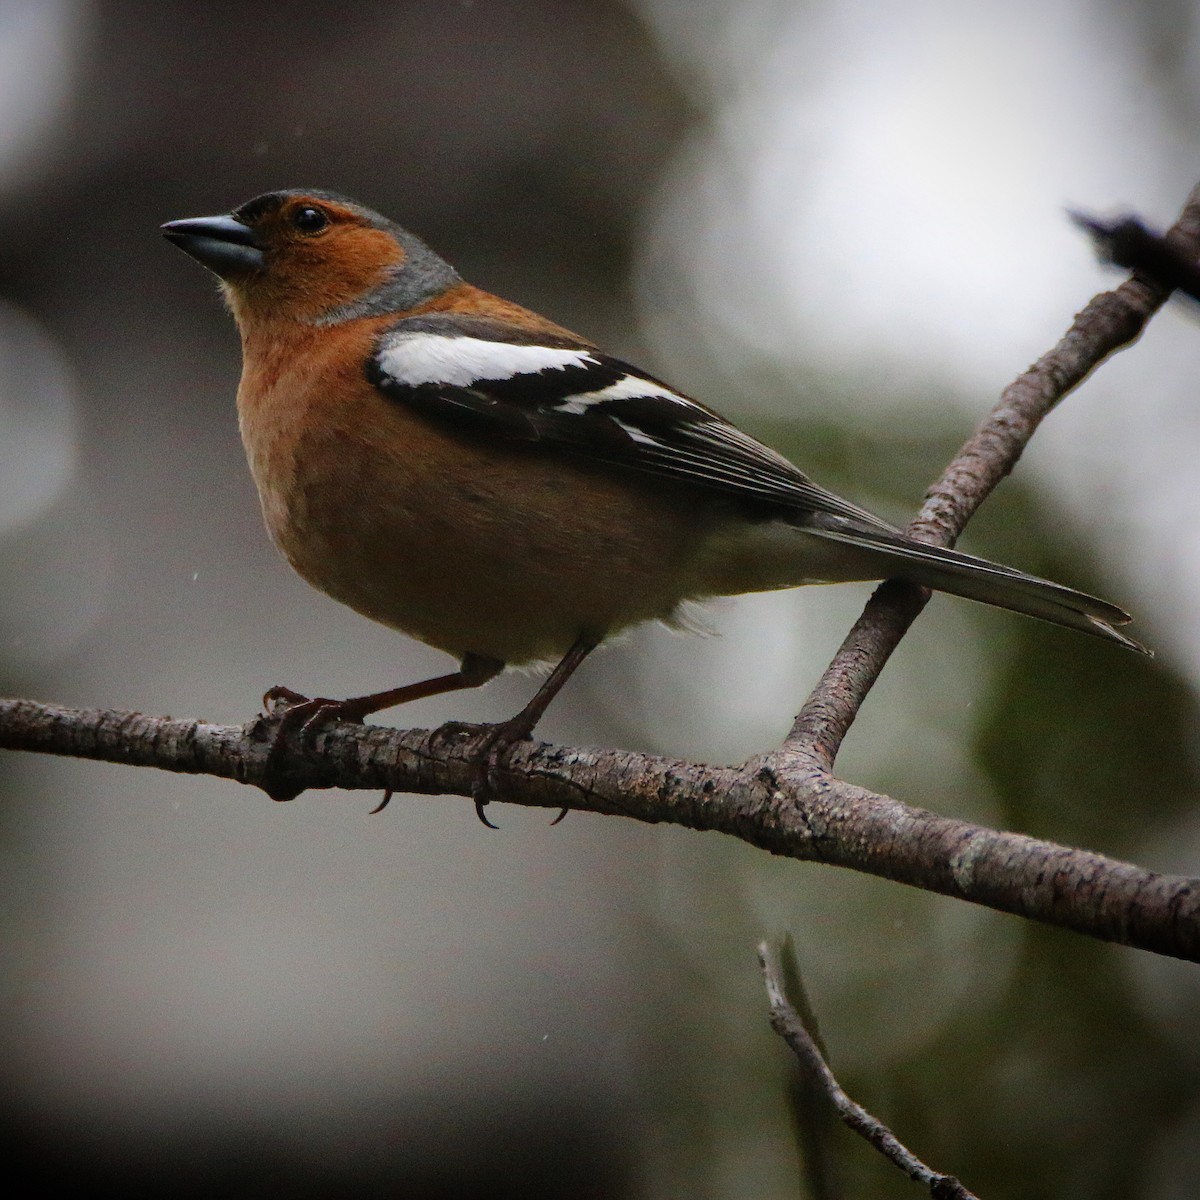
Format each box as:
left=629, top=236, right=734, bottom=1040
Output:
left=473, top=796, right=500, bottom=829
left=369, top=789, right=393, bottom=815
left=471, top=729, right=512, bottom=827
left=470, top=736, right=502, bottom=828
left=549, top=807, right=569, bottom=825
left=263, top=684, right=310, bottom=713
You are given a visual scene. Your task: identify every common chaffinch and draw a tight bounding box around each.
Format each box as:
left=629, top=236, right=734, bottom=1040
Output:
left=162, top=189, right=1145, bottom=823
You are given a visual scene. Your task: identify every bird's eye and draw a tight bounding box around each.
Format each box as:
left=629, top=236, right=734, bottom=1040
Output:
left=291, top=206, right=328, bottom=234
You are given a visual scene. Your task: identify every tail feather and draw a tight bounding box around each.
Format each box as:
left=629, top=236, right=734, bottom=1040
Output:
left=804, top=522, right=1149, bottom=655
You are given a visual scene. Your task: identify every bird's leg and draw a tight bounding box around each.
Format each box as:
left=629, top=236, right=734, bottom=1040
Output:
left=453, top=636, right=598, bottom=827
left=266, top=652, right=504, bottom=742
left=262, top=654, right=504, bottom=801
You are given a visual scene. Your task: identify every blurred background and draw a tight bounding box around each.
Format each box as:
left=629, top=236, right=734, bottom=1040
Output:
left=1, top=1, right=1199, bottom=1196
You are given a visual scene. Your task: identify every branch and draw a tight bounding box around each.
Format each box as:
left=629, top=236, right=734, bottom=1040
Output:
left=787, top=183, right=1200, bottom=764
left=3, top=696, right=1198, bottom=961
left=759, top=942, right=979, bottom=1200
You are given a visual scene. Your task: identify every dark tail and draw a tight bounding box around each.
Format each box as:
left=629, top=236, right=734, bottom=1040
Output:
left=805, top=522, right=1148, bottom=655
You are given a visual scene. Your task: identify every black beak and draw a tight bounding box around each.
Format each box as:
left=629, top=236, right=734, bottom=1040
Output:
left=161, top=214, right=264, bottom=278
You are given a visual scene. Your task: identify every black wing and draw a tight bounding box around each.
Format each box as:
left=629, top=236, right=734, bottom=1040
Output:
left=368, top=312, right=897, bottom=532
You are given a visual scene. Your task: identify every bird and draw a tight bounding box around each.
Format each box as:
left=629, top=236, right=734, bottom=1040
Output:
left=161, top=189, right=1147, bottom=824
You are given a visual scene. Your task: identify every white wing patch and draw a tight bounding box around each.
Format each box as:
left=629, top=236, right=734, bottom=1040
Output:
left=552, top=374, right=697, bottom=415
left=377, top=331, right=599, bottom=387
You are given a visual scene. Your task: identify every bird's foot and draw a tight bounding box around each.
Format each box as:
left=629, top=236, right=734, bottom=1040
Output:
left=260, top=686, right=370, bottom=802
left=263, top=685, right=366, bottom=750
left=430, top=715, right=568, bottom=828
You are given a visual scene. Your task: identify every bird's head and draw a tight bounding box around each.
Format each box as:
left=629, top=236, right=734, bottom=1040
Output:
left=161, top=189, right=460, bottom=326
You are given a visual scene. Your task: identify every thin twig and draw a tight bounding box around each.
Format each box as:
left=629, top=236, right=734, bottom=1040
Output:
left=1070, top=209, right=1200, bottom=303
left=759, top=942, right=979, bottom=1200
left=778, top=934, right=844, bottom=1200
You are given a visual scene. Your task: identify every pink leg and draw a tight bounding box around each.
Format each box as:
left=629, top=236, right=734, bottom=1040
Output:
left=463, top=636, right=598, bottom=826
left=263, top=654, right=504, bottom=800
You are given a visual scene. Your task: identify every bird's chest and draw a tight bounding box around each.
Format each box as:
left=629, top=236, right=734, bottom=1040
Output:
left=235, top=321, right=433, bottom=585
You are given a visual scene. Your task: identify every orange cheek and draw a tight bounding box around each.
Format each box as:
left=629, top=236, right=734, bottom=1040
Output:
left=233, top=227, right=405, bottom=323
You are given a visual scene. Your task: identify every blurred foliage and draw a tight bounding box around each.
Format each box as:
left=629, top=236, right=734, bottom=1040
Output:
left=975, top=539, right=1199, bottom=853
left=2, top=1, right=1199, bottom=1197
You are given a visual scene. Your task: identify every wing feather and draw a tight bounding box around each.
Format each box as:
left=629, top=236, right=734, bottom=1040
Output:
left=369, top=313, right=896, bottom=531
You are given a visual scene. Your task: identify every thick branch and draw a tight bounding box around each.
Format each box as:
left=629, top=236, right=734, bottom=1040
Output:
left=3, top=697, right=1197, bottom=961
